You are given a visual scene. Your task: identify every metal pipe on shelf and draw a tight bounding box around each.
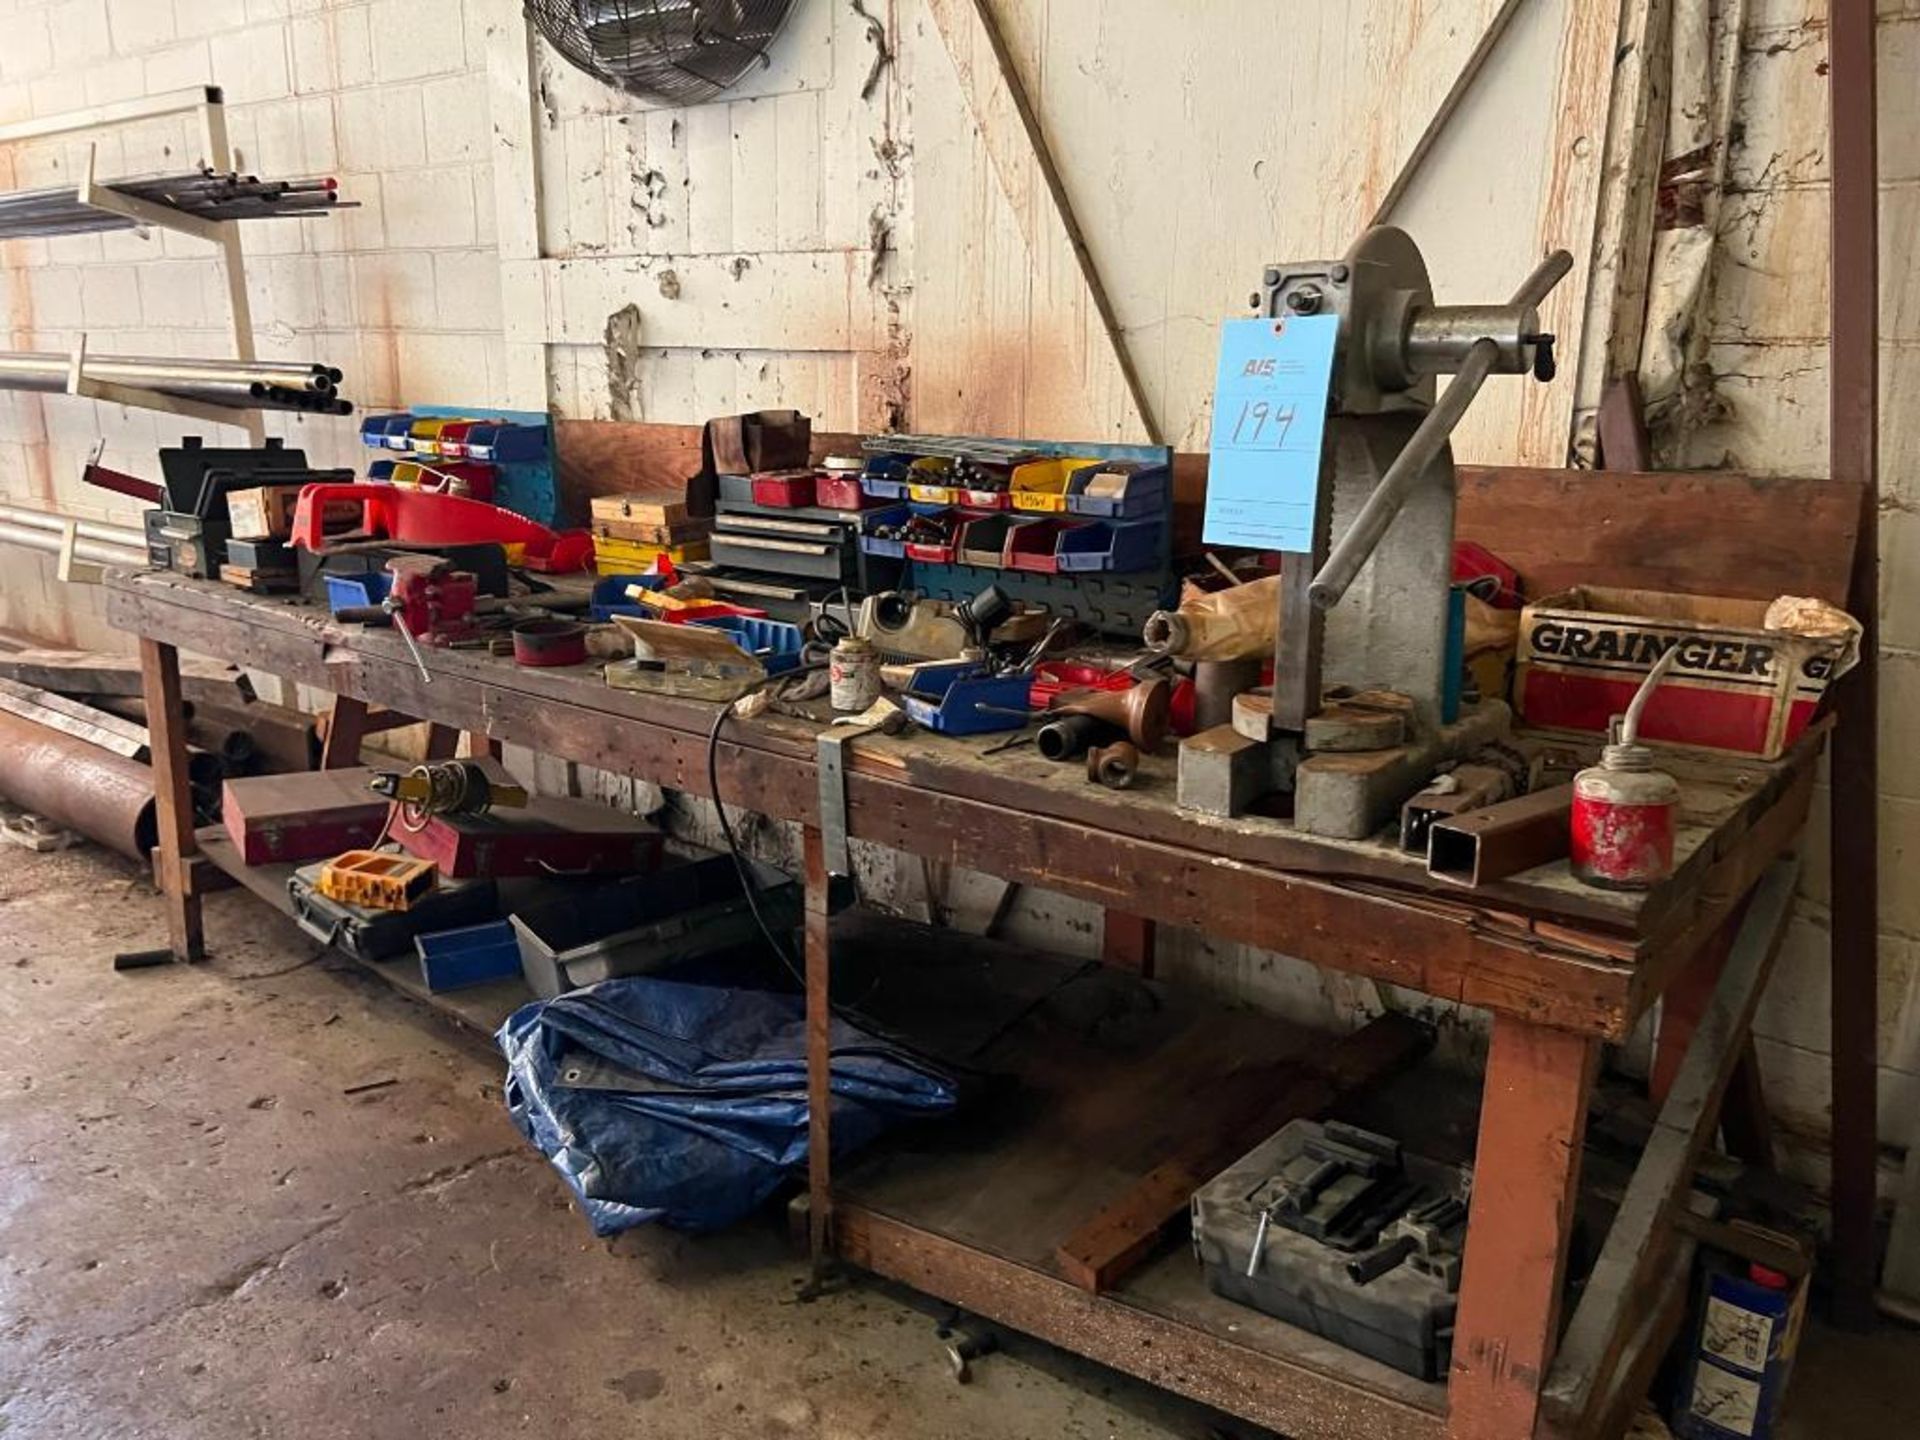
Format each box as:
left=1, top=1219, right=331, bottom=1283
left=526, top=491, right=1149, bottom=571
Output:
left=0, top=352, right=338, bottom=393
left=0, top=518, right=145, bottom=569
left=0, top=501, right=144, bottom=549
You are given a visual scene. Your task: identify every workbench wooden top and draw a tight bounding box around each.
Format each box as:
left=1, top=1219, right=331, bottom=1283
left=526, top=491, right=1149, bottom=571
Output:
left=106, top=569, right=1820, bottom=1042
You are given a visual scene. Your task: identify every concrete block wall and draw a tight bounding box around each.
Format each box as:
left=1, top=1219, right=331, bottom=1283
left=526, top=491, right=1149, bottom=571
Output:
left=0, top=0, right=508, bottom=651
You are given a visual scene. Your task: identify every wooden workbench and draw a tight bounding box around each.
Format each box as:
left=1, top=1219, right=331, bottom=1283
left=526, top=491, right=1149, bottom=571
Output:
left=105, top=555, right=1823, bottom=1440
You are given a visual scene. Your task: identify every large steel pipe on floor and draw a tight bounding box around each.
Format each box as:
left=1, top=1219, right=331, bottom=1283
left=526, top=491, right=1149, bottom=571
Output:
left=0, top=707, right=158, bottom=859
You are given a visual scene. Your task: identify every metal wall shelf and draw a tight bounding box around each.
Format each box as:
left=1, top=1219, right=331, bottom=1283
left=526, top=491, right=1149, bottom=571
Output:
left=0, top=87, right=265, bottom=445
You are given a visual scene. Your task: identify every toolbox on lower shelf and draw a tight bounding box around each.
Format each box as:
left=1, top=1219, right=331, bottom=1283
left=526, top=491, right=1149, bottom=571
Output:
left=393, top=794, right=664, bottom=880
left=222, top=768, right=391, bottom=865
left=289, top=865, right=500, bottom=963
left=509, top=853, right=800, bottom=998
left=1191, top=1119, right=1468, bottom=1382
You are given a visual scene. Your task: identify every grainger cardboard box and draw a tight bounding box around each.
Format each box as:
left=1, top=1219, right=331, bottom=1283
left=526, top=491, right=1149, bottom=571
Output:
left=1515, top=587, right=1851, bottom=760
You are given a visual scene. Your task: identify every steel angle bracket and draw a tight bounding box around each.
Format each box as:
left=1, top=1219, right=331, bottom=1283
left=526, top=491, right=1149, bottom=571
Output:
left=816, top=728, right=857, bottom=881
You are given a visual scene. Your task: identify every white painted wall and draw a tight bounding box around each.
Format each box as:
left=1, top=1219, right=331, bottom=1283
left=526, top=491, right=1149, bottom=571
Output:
left=0, top=0, right=1912, bottom=1178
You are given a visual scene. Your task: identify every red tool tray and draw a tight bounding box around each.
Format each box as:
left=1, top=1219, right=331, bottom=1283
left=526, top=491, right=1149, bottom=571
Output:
left=222, top=768, right=390, bottom=866
left=290, top=483, right=595, bottom=572
left=393, top=794, right=665, bottom=879
left=749, top=470, right=817, bottom=508
left=813, top=473, right=875, bottom=510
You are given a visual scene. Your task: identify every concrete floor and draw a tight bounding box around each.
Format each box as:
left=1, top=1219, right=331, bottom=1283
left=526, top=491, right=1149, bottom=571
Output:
left=0, top=844, right=1912, bottom=1439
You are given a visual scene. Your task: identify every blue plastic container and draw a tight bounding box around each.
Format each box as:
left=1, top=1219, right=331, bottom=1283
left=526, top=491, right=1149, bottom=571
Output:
left=325, top=572, right=392, bottom=614
left=689, top=615, right=806, bottom=673
left=463, top=422, right=548, bottom=463
left=416, top=921, right=522, bottom=992
left=590, top=572, right=666, bottom=622
left=858, top=504, right=914, bottom=558
left=360, top=413, right=411, bottom=449
left=1065, top=461, right=1170, bottom=519
left=1055, top=519, right=1164, bottom=573
left=900, top=661, right=1031, bottom=735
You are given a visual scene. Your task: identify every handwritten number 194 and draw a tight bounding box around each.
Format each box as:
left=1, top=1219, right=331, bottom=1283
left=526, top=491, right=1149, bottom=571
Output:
left=1231, top=399, right=1296, bottom=448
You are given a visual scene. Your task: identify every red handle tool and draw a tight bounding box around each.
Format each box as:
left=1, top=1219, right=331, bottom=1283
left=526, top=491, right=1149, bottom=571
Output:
left=289, top=483, right=595, bottom=573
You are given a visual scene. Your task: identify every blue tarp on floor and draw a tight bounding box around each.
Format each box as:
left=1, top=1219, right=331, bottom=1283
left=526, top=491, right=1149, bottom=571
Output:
left=498, top=976, right=959, bottom=1234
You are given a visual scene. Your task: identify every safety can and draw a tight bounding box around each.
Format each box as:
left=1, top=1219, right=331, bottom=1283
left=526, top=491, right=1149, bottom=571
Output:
left=829, top=635, right=881, bottom=712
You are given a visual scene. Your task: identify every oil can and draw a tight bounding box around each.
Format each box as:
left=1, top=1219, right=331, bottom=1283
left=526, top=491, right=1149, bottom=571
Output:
left=1570, top=647, right=1681, bottom=890
left=1571, top=742, right=1679, bottom=889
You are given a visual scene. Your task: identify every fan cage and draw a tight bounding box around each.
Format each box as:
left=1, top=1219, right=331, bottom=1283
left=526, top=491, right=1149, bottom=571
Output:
left=526, top=0, right=797, bottom=106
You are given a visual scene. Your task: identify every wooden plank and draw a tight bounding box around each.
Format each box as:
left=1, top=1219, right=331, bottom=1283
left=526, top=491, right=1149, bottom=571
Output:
left=1171, top=461, right=1858, bottom=606
left=137, top=638, right=203, bottom=962
left=1054, top=1012, right=1431, bottom=1294
left=0, top=647, right=252, bottom=706
left=1540, top=858, right=1800, bottom=1428
left=1454, top=467, right=1862, bottom=605
left=319, top=695, right=372, bottom=770
left=1446, top=1019, right=1599, bottom=1440
left=1650, top=899, right=1749, bottom=1105
left=1594, top=376, right=1653, bottom=472
left=836, top=1207, right=1445, bottom=1440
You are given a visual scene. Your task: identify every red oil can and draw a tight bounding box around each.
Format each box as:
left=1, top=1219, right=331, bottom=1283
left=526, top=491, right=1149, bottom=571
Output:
left=1571, top=649, right=1681, bottom=890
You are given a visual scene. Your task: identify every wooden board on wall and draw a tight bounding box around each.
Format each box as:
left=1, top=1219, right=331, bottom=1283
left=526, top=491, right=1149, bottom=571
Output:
left=553, top=419, right=864, bottom=518
left=556, top=422, right=1861, bottom=610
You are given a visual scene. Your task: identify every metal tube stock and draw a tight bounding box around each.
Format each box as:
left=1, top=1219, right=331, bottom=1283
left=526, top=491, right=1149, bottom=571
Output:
left=1308, top=337, right=1499, bottom=609
left=1510, top=249, right=1574, bottom=308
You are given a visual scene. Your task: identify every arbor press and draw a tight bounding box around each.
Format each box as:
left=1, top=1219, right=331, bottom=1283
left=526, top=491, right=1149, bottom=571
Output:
left=1177, top=227, right=1571, bottom=837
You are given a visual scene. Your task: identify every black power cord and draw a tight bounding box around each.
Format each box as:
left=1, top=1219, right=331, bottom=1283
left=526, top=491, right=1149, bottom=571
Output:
left=705, top=662, right=828, bottom=992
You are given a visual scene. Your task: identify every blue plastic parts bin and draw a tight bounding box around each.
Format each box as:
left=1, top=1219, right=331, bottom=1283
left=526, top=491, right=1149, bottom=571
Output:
left=689, top=615, right=805, bottom=673
left=325, top=572, right=392, bottom=614
left=857, top=504, right=913, bottom=558
left=1065, top=461, right=1170, bottom=519
left=590, top=572, right=665, bottom=622
left=416, top=921, right=522, bottom=993
left=1055, top=519, right=1164, bottom=573
left=900, top=661, right=1031, bottom=734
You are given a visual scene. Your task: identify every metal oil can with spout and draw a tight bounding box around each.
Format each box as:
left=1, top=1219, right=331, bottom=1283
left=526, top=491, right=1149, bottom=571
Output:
left=1571, top=648, right=1681, bottom=889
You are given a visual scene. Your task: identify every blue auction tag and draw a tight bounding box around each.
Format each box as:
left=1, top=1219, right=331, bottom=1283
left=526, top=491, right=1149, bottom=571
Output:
left=1202, top=314, right=1338, bottom=551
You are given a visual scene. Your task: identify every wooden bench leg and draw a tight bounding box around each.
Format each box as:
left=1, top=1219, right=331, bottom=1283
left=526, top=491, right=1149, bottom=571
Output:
left=138, top=638, right=204, bottom=962
left=320, top=695, right=371, bottom=769
left=1101, top=910, right=1155, bottom=976
left=424, top=723, right=461, bottom=760
left=1447, top=1017, right=1599, bottom=1440
left=1651, top=898, right=1774, bottom=1168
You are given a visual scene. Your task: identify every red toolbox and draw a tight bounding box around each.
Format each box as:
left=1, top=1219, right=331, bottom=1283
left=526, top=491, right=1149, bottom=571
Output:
left=222, top=768, right=390, bottom=866
left=393, top=793, right=665, bottom=879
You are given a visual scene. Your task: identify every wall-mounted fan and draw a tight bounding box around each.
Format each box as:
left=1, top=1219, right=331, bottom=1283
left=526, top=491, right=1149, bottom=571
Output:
left=525, top=0, right=799, bottom=105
